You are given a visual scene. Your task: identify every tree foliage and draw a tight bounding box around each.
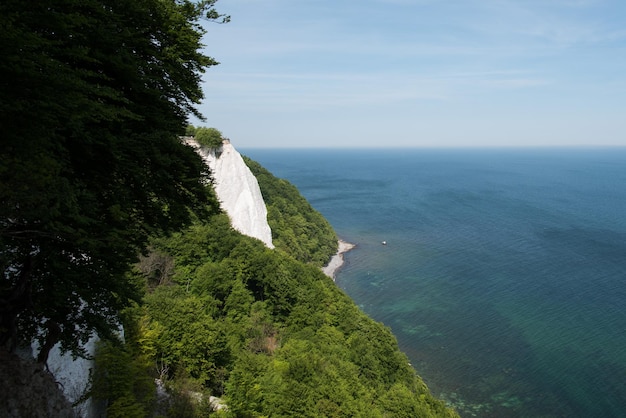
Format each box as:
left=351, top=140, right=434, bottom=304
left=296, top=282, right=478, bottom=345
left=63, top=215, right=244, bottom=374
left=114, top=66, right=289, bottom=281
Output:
left=185, top=124, right=198, bottom=137
left=98, top=166, right=459, bottom=417
left=1, top=0, right=458, bottom=412
left=0, top=0, right=225, bottom=360
left=244, top=157, right=338, bottom=267
left=194, top=126, right=225, bottom=148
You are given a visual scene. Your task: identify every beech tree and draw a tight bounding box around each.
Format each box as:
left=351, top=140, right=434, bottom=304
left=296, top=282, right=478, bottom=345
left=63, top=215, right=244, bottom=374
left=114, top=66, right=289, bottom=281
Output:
left=0, top=0, right=226, bottom=361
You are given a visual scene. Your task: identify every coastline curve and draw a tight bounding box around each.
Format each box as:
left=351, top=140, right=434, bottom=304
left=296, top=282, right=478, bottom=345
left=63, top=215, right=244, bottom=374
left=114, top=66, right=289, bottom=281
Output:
left=322, top=239, right=356, bottom=280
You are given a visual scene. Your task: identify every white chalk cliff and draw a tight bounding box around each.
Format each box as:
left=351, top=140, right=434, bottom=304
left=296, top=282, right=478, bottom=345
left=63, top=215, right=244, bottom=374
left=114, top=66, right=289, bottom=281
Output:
left=186, top=139, right=274, bottom=249
left=39, top=335, right=99, bottom=416
left=21, top=332, right=99, bottom=417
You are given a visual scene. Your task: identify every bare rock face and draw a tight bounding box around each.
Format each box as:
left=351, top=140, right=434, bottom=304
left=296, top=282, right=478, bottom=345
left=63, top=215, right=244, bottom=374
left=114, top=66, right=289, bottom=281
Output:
left=188, top=139, right=274, bottom=249
left=43, top=335, right=98, bottom=417
left=0, top=350, right=76, bottom=418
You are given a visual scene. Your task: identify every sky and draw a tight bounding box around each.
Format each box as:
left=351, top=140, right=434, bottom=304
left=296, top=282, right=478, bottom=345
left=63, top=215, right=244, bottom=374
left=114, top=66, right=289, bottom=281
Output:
left=194, top=0, right=626, bottom=148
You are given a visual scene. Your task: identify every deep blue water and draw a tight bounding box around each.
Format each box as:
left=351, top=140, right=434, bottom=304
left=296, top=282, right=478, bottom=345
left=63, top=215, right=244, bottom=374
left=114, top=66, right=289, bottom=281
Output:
left=242, top=148, right=626, bottom=418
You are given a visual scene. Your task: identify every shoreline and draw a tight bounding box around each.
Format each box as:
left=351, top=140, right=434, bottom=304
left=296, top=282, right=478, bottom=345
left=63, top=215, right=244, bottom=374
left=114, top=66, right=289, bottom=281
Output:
left=322, top=239, right=356, bottom=281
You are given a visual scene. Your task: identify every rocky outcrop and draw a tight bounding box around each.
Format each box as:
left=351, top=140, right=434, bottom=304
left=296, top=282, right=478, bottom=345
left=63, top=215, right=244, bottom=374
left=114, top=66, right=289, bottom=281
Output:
left=42, top=335, right=99, bottom=417
left=186, top=139, right=274, bottom=248
left=17, top=333, right=101, bottom=417
left=0, top=350, right=76, bottom=418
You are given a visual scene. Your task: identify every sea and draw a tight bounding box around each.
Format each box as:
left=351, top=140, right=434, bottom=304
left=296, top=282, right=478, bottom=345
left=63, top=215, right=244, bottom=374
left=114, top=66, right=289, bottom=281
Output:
left=242, top=147, right=626, bottom=418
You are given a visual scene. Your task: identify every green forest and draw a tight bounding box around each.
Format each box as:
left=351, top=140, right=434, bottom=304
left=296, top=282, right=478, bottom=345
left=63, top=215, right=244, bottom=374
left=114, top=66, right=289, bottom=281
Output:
left=92, top=161, right=459, bottom=417
left=244, top=157, right=339, bottom=266
left=1, top=0, right=457, bottom=416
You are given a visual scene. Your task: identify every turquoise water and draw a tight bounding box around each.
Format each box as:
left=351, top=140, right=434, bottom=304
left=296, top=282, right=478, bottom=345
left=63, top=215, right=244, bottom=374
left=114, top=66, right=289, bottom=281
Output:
left=242, top=148, right=626, bottom=417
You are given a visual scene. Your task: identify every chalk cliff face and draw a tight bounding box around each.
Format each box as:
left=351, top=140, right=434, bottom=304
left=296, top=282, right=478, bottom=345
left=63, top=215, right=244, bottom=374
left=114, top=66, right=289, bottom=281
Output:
left=41, top=335, right=99, bottom=416
left=189, top=139, right=274, bottom=249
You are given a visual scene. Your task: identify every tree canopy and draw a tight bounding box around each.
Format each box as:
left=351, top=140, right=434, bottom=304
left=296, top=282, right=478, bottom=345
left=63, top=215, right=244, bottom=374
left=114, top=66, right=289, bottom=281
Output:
left=194, top=126, right=226, bottom=148
left=244, top=157, right=338, bottom=266
left=0, top=0, right=226, bottom=360
left=92, top=166, right=459, bottom=417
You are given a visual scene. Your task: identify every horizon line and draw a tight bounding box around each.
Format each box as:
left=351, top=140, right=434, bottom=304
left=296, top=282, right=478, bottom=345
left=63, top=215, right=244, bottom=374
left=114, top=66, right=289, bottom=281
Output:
left=238, top=144, right=626, bottom=150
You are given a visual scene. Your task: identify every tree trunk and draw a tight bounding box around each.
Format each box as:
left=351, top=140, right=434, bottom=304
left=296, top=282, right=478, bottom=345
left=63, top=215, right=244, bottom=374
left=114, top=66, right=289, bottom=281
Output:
left=37, top=320, right=61, bottom=364
left=0, top=256, right=32, bottom=351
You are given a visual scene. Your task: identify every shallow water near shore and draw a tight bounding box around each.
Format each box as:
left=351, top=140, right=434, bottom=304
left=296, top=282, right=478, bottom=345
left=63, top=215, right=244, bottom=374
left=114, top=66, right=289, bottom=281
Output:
left=243, top=147, right=626, bottom=417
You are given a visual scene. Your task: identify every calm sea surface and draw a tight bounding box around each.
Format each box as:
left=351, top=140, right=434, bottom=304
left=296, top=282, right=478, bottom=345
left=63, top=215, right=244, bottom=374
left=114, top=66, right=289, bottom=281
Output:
left=242, top=148, right=626, bottom=418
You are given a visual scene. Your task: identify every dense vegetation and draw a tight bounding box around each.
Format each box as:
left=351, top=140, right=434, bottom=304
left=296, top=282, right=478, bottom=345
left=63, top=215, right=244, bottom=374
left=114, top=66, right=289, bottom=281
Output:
left=187, top=126, right=226, bottom=149
left=2, top=1, right=457, bottom=415
left=92, top=165, right=458, bottom=418
left=245, top=157, right=338, bottom=267
left=0, top=0, right=227, bottom=361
